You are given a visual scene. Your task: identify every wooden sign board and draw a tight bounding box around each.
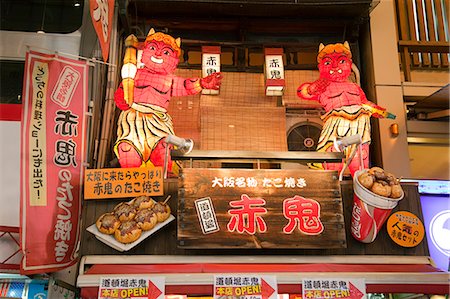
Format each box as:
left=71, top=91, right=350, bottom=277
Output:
left=84, top=167, right=163, bottom=199
left=178, top=168, right=346, bottom=248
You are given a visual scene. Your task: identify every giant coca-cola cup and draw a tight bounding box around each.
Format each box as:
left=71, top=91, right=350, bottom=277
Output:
left=351, top=170, right=404, bottom=243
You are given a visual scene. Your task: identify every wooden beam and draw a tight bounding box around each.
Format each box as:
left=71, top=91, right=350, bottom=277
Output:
left=426, top=109, right=450, bottom=119
left=172, top=149, right=344, bottom=163
left=398, top=40, right=450, bottom=53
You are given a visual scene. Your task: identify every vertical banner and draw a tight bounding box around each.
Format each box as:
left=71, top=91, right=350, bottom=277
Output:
left=90, top=0, right=115, bottom=62
left=21, top=51, right=88, bottom=274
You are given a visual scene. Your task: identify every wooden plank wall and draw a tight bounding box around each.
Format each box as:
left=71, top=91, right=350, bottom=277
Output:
left=395, top=0, right=449, bottom=81
left=80, top=180, right=429, bottom=256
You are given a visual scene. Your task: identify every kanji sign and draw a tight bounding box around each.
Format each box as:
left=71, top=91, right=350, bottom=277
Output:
left=264, top=48, right=285, bottom=96
left=98, top=276, right=164, bottom=299
left=195, top=197, right=220, bottom=234
left=178, top=168, right=346, bottom=248
left=202, top=46, right=221, bottom=95
left=302, top=279, right=366, bottom=299
left=387, top=211, right=424, bottom=247
left=214, top=275, right=277, bottom=299
left=84, top=167, right=163, bottom=199
left=21, top=51, right=88, bottom=274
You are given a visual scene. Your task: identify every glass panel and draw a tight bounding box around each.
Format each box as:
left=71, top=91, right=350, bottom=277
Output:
left=0, top=0, right=83, bottom=33
left=0, top=60, right=24, bottom=104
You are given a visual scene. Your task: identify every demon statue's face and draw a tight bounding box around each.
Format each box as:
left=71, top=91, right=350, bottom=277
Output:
left=141, top=40, right=179, bottom=75
left=318, top=52, right=352, bottom=82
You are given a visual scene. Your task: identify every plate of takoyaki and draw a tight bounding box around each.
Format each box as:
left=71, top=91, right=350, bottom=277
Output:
left=86, top=195, right=174, bottom=252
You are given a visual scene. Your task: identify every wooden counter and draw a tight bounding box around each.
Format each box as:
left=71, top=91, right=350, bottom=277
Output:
left=80, top=179, right=428, bottom=256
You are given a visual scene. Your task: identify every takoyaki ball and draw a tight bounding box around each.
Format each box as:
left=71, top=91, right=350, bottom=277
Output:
left=358, top=172, right=375, bottom=189
left=131, top=195, right=155, bottom=210
left=152, top=202, right=171, bottom=222
left=391, top=184, right=404, bottom=199
left=114, top=220, right=142, bottom=244
left=369, top=167, right=387, bottom=180
left=113, top=202, right=136, bottom=222
left=135, top=208, right=158, bottom=231
left=371, top=180, right=392, bottom=198
left=96, top=213, right=120, bottom=235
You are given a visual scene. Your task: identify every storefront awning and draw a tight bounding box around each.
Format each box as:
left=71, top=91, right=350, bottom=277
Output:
left=77, top=255, right=449, bottom=296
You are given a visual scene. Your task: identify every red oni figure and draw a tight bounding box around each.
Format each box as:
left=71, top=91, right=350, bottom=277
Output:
left=283, top=195, right=324, bottom=235
left=297, top=42, right=395, bottom=176
left=227, top=194, right=267, bottom=235
left=114, top=29, right=222, bottom=170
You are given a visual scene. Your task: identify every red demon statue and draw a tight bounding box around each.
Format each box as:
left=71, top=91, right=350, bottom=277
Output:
left=297, top=42, right=395, bottom=176
left=114, top=29, right=222, bottom=171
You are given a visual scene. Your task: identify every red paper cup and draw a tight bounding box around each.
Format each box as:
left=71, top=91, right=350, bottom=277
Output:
left=351, top=170, right=404, bottom=243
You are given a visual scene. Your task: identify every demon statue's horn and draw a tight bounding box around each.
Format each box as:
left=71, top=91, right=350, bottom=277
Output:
left=175, top=37, right=181, bottom=48
left=344, top=41, right=350, bottom=51
left=148, top=28, right=156, bottom=36
left=318, top=43, right=325, bottom=53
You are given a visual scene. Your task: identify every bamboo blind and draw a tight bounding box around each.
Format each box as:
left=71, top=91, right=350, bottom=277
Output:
left=167, top=69, right=202, bottom=148
left=282, top=70, right=323, bottom=109
left=170, top=71, right=289, bottom=153
left=200, top=106, right=288, bottom=151
left=201, top=72, right=278, bottom=107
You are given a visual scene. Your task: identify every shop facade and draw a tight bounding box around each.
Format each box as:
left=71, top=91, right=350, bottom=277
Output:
left=0, top=0, right=449, bottom=298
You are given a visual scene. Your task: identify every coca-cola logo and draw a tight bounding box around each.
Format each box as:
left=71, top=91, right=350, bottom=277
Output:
left=351, top=203, right=362, bottom=238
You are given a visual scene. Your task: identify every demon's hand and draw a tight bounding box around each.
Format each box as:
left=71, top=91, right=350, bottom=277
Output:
left=307, top=77, right=330, bottom=95
left=200, top=72, right=223, bottom=90
left=114, top=83, right=131, bottom=111
left=364, top=103, right=396, bottom=119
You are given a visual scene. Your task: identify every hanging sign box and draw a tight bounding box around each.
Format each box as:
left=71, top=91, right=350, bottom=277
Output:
left=202, top=46, right=221, bottom=95
left=178, top=168, right=345, bottom=248
left=264, top=48, right=285, bottom=96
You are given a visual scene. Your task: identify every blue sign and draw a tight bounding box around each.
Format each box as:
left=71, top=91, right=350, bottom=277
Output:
left=27, top=280, right=48, bottom=299
left=420, top=195, right=450, bottom=271
left=0, top=281, right=25, bottom=298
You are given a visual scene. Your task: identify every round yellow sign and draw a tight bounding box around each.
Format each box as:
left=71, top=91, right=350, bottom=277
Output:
left=387, top=211, right=424, bottom=247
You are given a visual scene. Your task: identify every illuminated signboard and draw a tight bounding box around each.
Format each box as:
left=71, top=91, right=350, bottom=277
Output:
left=178, top=168, right=346, bottom=249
